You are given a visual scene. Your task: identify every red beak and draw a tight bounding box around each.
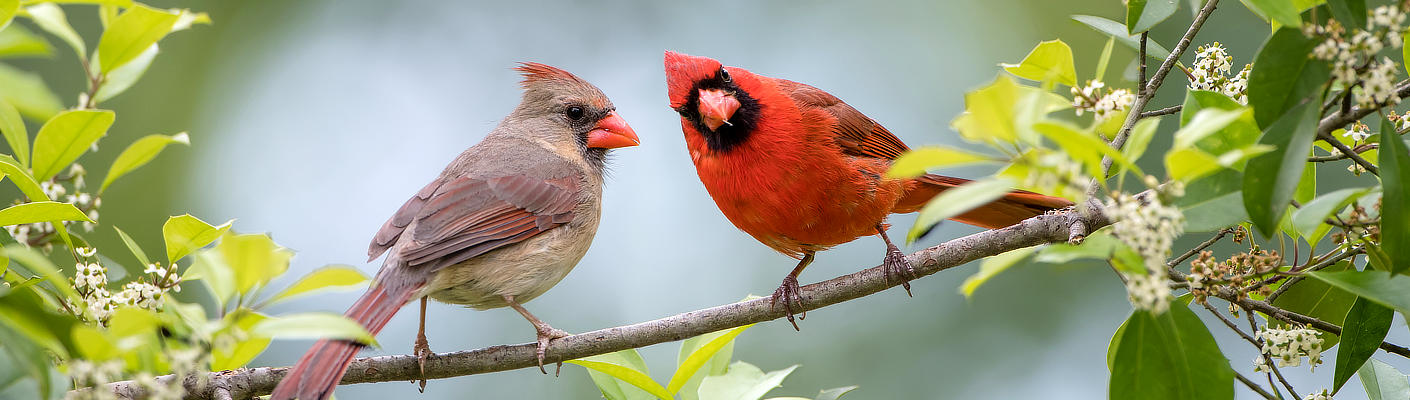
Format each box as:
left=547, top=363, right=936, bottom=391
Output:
left=697, top=89, right=740, bottom=131
left=586, top=111, right=639, bottom=149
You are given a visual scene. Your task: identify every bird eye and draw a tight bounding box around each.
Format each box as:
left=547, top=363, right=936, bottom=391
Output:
left=566, top=106, right=586, bottom=121
left=719, top=68, right=731, bottom=83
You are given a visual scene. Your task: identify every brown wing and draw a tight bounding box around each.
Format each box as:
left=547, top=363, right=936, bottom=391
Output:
left=778, top=79, right=910, bottom=160
left=368, top=180, right=443, bottom=261
left=380, top=175, right=578, bottom=270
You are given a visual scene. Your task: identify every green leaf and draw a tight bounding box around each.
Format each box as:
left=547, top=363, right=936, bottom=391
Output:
left=92, top=44, right=156, bottom=103
left=212, top=311, right=270, bottom=371
left=0, top=0, right=16, bottom=31
left=1108, top=303, right=1235, bottom=400
left=960, top=246, right=1036, bottom=298
left=3, top=244, right=75, bottom=300
left=111, top=225, right=150, bottom=266
left=569, top=350, right=670, bottom=400
left=0, top=25, right=53, bottom=59
left=1292, top=187, right=1369, bottom=239
left=1035, top=121, right=1143, bottom=178
left=95, top=4, right=178, bottom=73
left=1242, top=100, right=1319, bottom=237
left=1380, top=119, right=1410, bottom=275
left=1333, top=297, right=1393, bottom=393
left=0, top=201, right=92, bottom=226
left=669, top=324, right=753, bottom=397
left=30, top=109, right=115, bottom=181
left=698, top=362, right=798, bottom=400
left=0, top=155, right=46, bottom=201
left=251, top=312, right=377, bottom=346
left=161, top=214, right=231, bottom=263
left=1127, top=0, right=1179, bottom=34
left=1034, top=231, right=1119, bottom=263
left=1095, top=37, right=1115, bottom=82
left=952, top=75, right=1023, bottom=144
left=885, top=146, right=992, bottom=179
left=218, top=233, right=293, bottom=295
left=23, top=3, right=82, bottom=59
left=814, top=386, right=859, bottom=400
left=1183, top=191, right=1247, bottom=232
left=1122, top=117, right=1161, bottom=164
left=1071, top=15, right=1172, bottom=59
left=907, top=177, right=1017, bottom=242
left=0, top=63, right=61, bottom=121
left=1271, top=261, right=1354, bottom=346
left=1306, top=270, right=1410, bottom=314
left=1327, top=0, right=1367, bottom=30
left=1361, top=358, right=1410, bottom=400
left=1241, top=0, right=1303, bottom=27
left=1000, top=39, right=1077, bottom=86
left=70, top=325, right=115, bottom=361
left=1247, top=28, right=1329, bottom=129
left=1181, top=90, right=1244, bottom=126
left=1170, top=108, right=1249, bottom=151
left=20, top=0, right=135, bottom=6
left=0, top=98, right=28, bottom=168
left=268, top=265, right=369, bottom=304
left=98, top=131, right=187, bottom=193
left=185, top=249, right=235, bottom=305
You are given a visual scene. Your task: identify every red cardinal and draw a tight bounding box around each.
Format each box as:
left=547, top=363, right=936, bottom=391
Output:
left=271, top=63, right=638, bottom=400
left=663, top=51, right=1071, bottom=329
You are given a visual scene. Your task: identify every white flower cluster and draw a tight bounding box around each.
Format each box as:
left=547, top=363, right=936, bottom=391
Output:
left=1071, top=80, right=1136, bottom=122
left=111, top=281, right=163, bottom=309
left=1303, top=390, right=1330, bottom=400
left=1022, top=152, right=1089, bottom=199
left=1311, top=5, right=1407, bottom=107
left=65, top=359, right=123, bottom=400
left=70, top=248, right=171, bottom=324
left=1255, top=325, right=1324, bottom=372
left=1343, top=121, right=1373, bottom=142
left=1188, top=43, right=1253, bottom=104
left=1104, top=190, right=1186, bottom=314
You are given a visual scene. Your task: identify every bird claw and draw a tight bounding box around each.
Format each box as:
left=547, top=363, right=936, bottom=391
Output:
left=770, top=275, right=806, bottom=331
left=883, top=247, right=916, bottom=297
left=413, top=334, right=433, bottom=392
left=535, top=326, right=570, bottom=375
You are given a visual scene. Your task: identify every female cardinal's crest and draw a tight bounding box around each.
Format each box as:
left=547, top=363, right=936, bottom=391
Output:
left=515, top=62, right=588, bottom=88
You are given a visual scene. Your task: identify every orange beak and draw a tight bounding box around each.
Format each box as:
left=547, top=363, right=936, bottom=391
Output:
left=697, top=89, right=740, bottom=131
left=586, top=111, right=639, bottom=149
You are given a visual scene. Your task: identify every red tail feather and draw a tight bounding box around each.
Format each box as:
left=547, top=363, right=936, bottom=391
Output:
left=894, top=174, right=1074, bottom=229
left=270, top=282, right=420, bottom=400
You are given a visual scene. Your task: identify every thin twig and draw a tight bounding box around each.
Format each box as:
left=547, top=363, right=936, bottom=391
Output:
left=1139, top=105, right=1183, bottom=118
left=1247, top=311, right=1301, bottom=399
left=1236, top=371, right=1279, bottom=400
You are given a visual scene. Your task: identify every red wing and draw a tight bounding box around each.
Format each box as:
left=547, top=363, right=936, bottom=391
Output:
left=779, top=79, right=910, bottom=160
left=395, top=175, right=578, bottom=270
left=368, top=180, right=442, bottom=261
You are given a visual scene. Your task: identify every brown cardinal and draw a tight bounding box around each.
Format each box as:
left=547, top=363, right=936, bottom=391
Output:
left=270, top=63, right=638, bottom=400
left=663, top=51, right=1071, bottom=329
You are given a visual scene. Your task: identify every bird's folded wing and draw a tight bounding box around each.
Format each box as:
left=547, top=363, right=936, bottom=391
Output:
left=368, top=180, right=442, bottom=261
left=779, top=79, right=910, bottom=160
left=369, top=174, right=578, bottom=270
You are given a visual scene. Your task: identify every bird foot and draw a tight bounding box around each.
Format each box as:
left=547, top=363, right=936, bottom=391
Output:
left=883, top=246, right=916, bottom=297
left=534, top=325, right=570, bottom=376
left=413, top=333, right=433, bottom=392
left=770, top=275, right=806, bottom=331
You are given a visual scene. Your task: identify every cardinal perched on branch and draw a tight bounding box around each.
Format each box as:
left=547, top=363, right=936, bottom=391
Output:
left=662, top=51, right=1071, bottom=329
left=271, top=63, right=639, bottom=400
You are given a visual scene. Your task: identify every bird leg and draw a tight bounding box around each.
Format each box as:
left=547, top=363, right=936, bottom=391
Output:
left=770, top=252, right=814, bottom=331
left=414, top=296, right=433, bottom=392
left=504, top=295, right=569, bottom=375
left=877, top=225, right=916, bottom=297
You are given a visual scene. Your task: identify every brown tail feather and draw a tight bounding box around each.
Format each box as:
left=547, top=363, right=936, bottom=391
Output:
left=894, top=174, right=1074, bottom=229
left=270, top=281, right=420, bottom=400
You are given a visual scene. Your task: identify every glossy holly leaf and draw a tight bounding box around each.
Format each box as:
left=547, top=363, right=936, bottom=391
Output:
left=99, top=131, right=188, bottom=193
left=1072, top=15, right=1172, bottom=59
left=251, top=312, right=376, bottom=346
left=161, top=214, right=232, bottom=263
left=1127, top=0, right=1179, bottom=34
left=0, top=63, right=61, bottom=121
left=1247, top=28, right=1328, bottom=129
left=1241, top=0, right=1302, bottom=27
left=907, top=177, right=1017, bottom=243
left=0, top=0, right=15, bottom=31
left=92, top=44, right=157, bottom=103
left=1360, top=359, right=1410, bottom=400
left=960, top=246, right=1037, bottom=298
left=1034, top=231, right=1119, bottom=263
left=0, top=98, right=27, bottom=168
left=697, top=362, right=798, bottom=400
left=1308, top=270, right=1410, bottom=314
left=1001, top=39, right=1077, bottom=86
left=211, top=311, right=270, bottom=371
left=95, top=4, right=178, bottom=73
left=1109, top=302, right=1235, bottom=400
left=111, top=225, right=151, bottom=267
left=268, top=265, right=369, bottom=304
left=1327, top=0, right=1367, bottom=30
left=886, top=146, right=993, bottom=179
left=1380, top=118, right=1410, bottom=274
left=1243, top=100, right=1318, bottom=237
left=30, top=109, right=115, bottom=181
left=569, top=349, right=667, bottom=400
left=1291, top=187, right=1369, bottom=240
left=1035, top=121, right=1143, bottom=178
left=1333, top=297, right=1393, bottom=393
left=0, top=201, right=92, bottom=227
left=23, top=3, right=82, bottom=59
left=0, top=25, right=53, bottom=58
left=670, top=324, right=753, bottom=399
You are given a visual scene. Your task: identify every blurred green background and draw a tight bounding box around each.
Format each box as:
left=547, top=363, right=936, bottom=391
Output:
left=11, top=0, right=1403, bottom=398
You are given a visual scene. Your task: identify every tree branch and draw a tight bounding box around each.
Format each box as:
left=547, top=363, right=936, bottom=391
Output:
left=90, top=201, right=1111, bottom=399
left=1313, top=80, right=1410, bottom=176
